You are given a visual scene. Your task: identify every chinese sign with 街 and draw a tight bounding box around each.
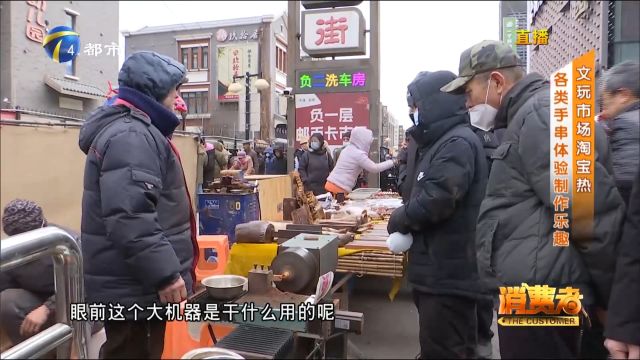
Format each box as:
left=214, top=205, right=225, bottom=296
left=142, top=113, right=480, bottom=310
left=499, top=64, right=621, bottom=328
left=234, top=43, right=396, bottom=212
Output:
left=549, top=50, right=596, bottom=247
left=301, top=7, right=366, bottom=57
left=25, top=0, right=47, bottom=43
left=217, top=43, right=259, bottom=101
left=498, top=283, right=583, bottom=327
left=294, top=92, right=369, bottom=148
left=296, top=70, right=368, bottom=92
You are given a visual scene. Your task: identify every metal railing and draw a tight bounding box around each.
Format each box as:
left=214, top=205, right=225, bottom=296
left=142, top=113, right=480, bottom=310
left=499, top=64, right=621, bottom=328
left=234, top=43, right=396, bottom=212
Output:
left=1, top=227, right=89, bottom=359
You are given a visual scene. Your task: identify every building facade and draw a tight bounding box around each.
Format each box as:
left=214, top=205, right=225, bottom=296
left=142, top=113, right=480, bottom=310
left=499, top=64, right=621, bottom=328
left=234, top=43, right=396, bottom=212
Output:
left=499, top=1, right=528, bottom=69
left=381, top=105, right=399, bottom=152
left=527, top=1, right=639, bottom=78
left=123, top=14, right=288, bottom=147
left=0, top=1, right=119, bottom=121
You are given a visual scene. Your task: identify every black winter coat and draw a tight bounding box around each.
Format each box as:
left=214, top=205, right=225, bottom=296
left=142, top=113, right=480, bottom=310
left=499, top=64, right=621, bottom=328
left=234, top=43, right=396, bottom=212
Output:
left=298, top=149, right=334, bottom=195
left=606, top=167, right=640, bottom=345
left=476, top=73, right=625, bottom=308
left=79, top=105, right=196, bottom=317
left=388, top=71, right=488, bottom=299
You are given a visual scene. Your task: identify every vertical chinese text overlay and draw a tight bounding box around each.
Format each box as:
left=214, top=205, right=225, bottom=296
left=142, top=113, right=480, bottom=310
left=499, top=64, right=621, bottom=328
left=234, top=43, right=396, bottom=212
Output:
left=550, top=50, right=596, bottom=246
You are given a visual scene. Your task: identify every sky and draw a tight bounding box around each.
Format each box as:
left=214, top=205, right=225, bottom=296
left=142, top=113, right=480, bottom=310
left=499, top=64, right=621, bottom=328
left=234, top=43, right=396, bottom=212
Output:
left=119, top=1, right=499, bottom=129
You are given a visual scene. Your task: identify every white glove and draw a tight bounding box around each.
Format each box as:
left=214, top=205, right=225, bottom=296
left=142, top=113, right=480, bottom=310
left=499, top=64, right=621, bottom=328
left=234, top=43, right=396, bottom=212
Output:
left=386, top=232, right=413, bottom=254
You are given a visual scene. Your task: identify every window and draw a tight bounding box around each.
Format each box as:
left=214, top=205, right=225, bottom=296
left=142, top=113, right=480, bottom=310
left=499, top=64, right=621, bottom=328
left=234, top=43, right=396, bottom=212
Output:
left=178, top=45, right=209, bottom=71
left=201, top=46, right=208, bottom=69
left=611, top=0, right=640, bottom=65
left=181, top=48, right=189, bottom=67
left=65, top=12, right=77, bottom=77
left=181, top=91, right=209, bottom=114
left=276, top=46, right=286, bottom=73
left=192, top=51, right=199, bottom=71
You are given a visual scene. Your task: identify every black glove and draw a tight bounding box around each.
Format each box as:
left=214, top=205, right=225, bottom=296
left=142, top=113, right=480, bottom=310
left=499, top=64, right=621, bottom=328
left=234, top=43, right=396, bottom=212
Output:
left=387, top=205, right=410, bottom=235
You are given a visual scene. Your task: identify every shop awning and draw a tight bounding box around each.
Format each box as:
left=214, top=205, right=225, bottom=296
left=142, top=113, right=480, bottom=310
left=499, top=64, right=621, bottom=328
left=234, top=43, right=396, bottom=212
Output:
left=44, top=75, right=106, bottom=100
left=273, top=113, right=287, bottom=126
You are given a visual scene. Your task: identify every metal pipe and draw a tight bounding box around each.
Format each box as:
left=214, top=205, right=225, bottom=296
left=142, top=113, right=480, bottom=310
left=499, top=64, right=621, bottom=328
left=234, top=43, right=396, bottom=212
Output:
left=0, top=227, right=89, bottom=359
left=1, top=323, right=72, bottom=359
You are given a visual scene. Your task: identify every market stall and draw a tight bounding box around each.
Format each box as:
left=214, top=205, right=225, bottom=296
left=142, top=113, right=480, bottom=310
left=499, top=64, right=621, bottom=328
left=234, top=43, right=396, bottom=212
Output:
left=175, top=172, right=405, bottom=359
left=217, top=173, right=406, bottom=300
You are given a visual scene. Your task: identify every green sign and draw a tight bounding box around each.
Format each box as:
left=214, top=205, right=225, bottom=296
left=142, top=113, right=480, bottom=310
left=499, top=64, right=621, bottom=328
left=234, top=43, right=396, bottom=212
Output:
left=502, top=17, right=517, bottom=51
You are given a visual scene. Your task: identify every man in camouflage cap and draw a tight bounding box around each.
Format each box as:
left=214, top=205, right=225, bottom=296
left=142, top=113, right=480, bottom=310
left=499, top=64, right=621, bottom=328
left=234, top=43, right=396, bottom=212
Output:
left=445, top=40, right=624, bottom=359
left=443, top=40, right=524, bottom=360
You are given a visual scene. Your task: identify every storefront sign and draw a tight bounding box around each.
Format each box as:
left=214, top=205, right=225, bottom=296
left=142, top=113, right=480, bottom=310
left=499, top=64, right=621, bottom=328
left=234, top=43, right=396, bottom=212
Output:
left=25, top=0, right=47, bottom=43
left=302, top=1, right=363, bottom=10
left=275, top=124, right=288, bottom=139
left=215, top=28, right=259, bottom=43
left=296, top=69, right=369, bottom=93
left=502, top=17, right=517, bottom=52
left=294, top=92, right=369, bottom=147
left=217, top=42, right=259, bottom=101
left=301, top=7, right=366, bottom=57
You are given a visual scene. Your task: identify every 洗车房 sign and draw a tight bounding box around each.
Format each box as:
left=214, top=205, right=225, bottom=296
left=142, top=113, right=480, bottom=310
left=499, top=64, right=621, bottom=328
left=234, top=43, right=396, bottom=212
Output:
left=301, top=7, right=366, bottom=57
left=295, top=69, right=369, bottom=93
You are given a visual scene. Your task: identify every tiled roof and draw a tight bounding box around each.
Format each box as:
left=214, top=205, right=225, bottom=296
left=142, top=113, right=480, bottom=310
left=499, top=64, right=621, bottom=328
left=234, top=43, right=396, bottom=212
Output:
left=44, top=75, right=106, bottom=100
left=123, top=15, right=274, bottom=37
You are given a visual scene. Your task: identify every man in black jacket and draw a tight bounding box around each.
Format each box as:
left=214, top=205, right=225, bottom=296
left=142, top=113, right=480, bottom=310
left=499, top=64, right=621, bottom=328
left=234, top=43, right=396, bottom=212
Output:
left=605, top=167, right=640, bottom=359
left=78, top=51, right=197, bottom=359
left=443, top=40, right=625, bottom=359
left=388, top=71, right=488, bottom=359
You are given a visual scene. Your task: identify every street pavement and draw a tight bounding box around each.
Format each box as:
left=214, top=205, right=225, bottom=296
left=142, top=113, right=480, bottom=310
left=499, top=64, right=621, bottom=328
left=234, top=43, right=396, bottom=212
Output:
left=348, top=275, right=501, bottom=359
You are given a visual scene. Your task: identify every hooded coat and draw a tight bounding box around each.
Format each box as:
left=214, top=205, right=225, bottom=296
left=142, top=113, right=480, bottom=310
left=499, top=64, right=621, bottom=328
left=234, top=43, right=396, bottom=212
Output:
left=327, top=127, right=395, bottom=193
left=387, top=71, right=488, bottom=299
left=475, top=73, right=625, bottom=308
left=78, top=52, right=197, bottom=318
left=298, top=134, right=334, bottom=195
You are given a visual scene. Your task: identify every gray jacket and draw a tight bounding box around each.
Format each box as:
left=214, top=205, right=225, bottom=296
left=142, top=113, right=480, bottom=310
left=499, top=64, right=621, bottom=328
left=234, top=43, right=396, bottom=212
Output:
left=476, top=74, right=625, bottom=308
left=604, top=102, right=640, bottom=204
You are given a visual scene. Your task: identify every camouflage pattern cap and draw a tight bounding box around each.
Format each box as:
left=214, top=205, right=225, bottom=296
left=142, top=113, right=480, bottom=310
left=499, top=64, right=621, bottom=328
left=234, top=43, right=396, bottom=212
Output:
left=441, top=40, right=521, bottom=94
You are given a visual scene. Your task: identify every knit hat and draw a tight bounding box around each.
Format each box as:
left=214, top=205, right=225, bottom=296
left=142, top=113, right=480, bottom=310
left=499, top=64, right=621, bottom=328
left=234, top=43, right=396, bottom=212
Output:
left=2, top=199, right=46, bottom=236
left=238, top=151, right=247, bottom=158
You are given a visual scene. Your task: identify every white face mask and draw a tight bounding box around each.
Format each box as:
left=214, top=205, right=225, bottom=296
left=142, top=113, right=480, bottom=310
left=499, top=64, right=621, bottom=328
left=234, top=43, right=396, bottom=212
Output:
left=412, top=109, right=420, bottom=125
left=469, top=78, right=502, bottom=131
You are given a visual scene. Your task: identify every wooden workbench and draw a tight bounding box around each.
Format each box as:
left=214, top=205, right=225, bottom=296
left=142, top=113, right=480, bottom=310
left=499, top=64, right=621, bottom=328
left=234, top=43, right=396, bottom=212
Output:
left=244, top=175, right=293, bottom=222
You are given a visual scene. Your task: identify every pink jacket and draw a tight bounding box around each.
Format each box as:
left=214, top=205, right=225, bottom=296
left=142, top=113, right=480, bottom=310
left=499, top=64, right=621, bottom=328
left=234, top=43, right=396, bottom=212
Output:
left=327, top=127, right=394, bottom=193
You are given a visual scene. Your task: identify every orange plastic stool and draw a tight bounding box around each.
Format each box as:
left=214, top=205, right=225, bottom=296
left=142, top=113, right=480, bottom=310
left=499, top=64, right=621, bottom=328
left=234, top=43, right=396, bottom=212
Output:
left=161, top=301, right=199, bottom=359
left=196, top=235, right=230, bottom=284
left=199, top=323, right=237, bottom=346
